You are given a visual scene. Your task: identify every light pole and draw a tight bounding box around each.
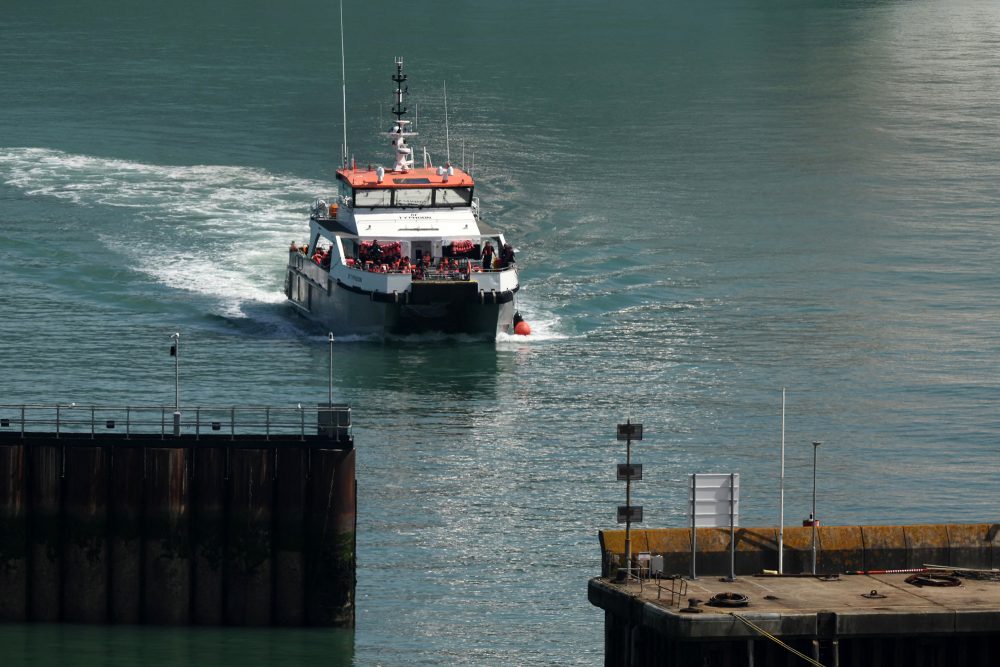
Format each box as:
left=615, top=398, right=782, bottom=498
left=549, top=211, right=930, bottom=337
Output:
left=615, top=420, right=643, bottom=582
left=778, top=388, right=786, bottom=574
left=327, top=332, right=335, bottom=406
left=170, top=332, right=180, bottom=436
left=625, top=427, right=632, bottom=581
left=811, top=440, right=821, bottom=574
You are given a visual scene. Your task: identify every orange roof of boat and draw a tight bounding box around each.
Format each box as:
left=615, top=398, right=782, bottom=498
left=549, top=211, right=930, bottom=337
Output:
left=336, top=165, right=474, bottom=189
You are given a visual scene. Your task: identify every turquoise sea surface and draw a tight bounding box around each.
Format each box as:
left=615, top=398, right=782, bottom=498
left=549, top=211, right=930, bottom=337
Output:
left=2, top=0, right=999, bottom=664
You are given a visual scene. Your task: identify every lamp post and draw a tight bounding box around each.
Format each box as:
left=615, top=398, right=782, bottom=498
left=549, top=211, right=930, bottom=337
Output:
left=615, top=420, right=643, bottom=582
left=327, top=332, right=335, bottom=406
left=778, top=388, right=786, bottom=574
left=811, top=440, right=821, bottom=574
left=170, top=332, right=180, bottom=436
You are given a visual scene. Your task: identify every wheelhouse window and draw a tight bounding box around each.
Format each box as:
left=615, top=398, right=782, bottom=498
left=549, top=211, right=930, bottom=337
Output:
left=352, top=186, right=474, bottom=208
left=395, top=188, right=434, bottom=207
left=354, top=189, right=392, bottom=207
left=436, top=187, right=473, bottom=206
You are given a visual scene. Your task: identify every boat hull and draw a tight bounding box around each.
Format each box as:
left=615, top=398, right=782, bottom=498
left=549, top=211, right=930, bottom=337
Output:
left=286, top=267, right=516, bottom=338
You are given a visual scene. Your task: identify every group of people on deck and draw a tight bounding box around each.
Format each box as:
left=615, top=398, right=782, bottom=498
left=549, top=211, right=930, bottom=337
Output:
left=479, top=241, right=515, bottom=271
left=307, top=238, right=515, bottom=276
left=307, top=245, right=333, bottom=269
left=346, top=254, right=476, bottom=279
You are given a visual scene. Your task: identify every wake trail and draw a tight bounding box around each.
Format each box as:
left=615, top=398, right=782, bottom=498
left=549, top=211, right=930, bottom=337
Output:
left=1, top=147, right=565, bottom=340
left=0, top=147, right=330, bottom=318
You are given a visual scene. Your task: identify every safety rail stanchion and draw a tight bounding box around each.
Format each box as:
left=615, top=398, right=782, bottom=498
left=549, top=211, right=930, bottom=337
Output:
left=656, top=576, right=688, bottom=607
left=0, top=403, right=352, bottom=442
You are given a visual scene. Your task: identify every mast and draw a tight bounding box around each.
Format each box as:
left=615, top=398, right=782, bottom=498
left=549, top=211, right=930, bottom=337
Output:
left=386, top=57, right=417, bottom=172
left=444, top=80, right=450, bottom=163
left=391, top=57, right=407, bottom=123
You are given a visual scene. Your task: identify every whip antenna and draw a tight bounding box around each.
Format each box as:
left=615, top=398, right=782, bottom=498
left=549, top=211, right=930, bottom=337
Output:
left=444, top=80, right=450, bottom=163
left=339, top=0, right=348, bottom=168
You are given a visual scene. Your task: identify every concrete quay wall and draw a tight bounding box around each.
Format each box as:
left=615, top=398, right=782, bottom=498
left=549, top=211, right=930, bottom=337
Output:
left=593, top=523, right=1000, bottom=666
left=0, top=434, right=355, bottom=627
left=590, top=575, right=1000, bottom=667
left=599, top=523, right=1000, bottom=576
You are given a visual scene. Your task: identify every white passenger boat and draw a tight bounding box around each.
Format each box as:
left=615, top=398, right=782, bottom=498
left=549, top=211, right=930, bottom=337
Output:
left=285, top=58, right=520, bottom=337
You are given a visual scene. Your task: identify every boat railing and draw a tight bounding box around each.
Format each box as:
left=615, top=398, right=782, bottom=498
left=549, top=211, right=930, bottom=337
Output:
left=0, top=403, right=352, bottom=442
left=347, top=261, right=511, bottom=276
left=289, top=250, right=333, bottom=285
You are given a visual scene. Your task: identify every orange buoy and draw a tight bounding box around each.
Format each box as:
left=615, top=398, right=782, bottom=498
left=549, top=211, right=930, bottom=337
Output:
left=513, top=320, right=531, bottom=336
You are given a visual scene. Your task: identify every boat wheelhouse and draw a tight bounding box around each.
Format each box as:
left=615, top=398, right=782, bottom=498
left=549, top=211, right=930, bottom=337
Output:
left=285, top=58, right=519, bottom=337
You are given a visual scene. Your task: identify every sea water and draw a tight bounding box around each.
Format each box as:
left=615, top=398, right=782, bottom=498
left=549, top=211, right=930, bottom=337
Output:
left=2, top=0, right=999, bottom=664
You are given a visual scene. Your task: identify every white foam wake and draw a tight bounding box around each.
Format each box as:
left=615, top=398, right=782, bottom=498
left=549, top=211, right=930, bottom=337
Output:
left=0, top=147, right=331, bottom=317
left=496, top=310, right=568, bottom=343
left=1, top=147, right=564, bottom=339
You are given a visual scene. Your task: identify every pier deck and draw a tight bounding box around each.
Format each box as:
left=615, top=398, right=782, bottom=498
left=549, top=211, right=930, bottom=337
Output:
left=590, top=570, right=1000, bottom=637
left=591, top=524, right=1000, bottom=666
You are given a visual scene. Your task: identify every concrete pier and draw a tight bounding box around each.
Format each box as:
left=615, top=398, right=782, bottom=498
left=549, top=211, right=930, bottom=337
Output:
left=0, top=404, right=355, bottom=627
left=0, top=443, right=26, bottom=621
left=110, top=445, right=144, bottom=624
left=592, top=524, right=1000, bottom=666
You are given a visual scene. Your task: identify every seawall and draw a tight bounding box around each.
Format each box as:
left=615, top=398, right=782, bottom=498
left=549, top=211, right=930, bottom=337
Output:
left=592, top=523, right=1000, bottom=666
left=0, top=431, right=355, bottom=627
left=599, top=523, right=1000, bottom=576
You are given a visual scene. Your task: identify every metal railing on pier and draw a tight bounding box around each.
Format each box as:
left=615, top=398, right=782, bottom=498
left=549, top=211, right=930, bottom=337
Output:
left=0, top=403, right=352, bottom=442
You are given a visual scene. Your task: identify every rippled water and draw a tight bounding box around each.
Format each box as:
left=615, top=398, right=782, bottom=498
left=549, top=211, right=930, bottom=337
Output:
left=2, top=0, right=1000, bottom=664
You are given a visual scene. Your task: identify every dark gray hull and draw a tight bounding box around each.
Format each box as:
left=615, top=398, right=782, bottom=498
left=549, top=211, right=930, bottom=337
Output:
left=286, top=267, right=516, bottom=338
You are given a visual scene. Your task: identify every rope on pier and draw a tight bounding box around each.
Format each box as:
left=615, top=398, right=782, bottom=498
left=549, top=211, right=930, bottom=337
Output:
left=728, top=613, right=826, bottom=667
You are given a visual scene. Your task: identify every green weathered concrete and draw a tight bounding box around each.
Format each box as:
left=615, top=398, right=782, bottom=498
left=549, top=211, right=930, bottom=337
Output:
left=225, top=448, right=274, bottom=626
left=0, top=433, right=355, bottom=627
left=0, top=443, right=26, bottom=622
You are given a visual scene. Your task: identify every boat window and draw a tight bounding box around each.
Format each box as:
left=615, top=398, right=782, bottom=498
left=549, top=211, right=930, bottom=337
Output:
left=436, top=188, right=472, bottom=206
left=351, top=186, right=473, bottom=208
left=311, top=238, right=334, bottom=269
left=395, top=188, right=434, bottom=207
left=354, top=189, right=392, bottom=207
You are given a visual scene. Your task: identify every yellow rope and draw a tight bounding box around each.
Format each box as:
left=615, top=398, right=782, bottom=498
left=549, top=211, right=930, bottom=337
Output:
left=729, top=613, right=826, bottom=667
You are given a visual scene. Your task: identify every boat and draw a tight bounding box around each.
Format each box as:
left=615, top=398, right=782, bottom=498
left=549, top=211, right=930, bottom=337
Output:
left=285, top=58, right=520, bottom=338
